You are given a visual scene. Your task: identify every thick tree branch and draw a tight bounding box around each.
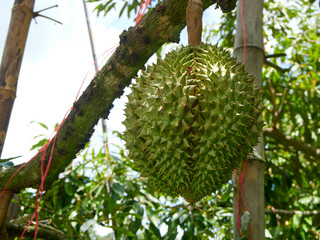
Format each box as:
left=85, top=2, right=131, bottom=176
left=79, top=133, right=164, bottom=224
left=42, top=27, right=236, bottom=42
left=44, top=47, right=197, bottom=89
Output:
left=0, top=0, right=234, bottom=191
left=264, top=127, right=320, bottom=160
left=6, top=221, right=67, bottom=240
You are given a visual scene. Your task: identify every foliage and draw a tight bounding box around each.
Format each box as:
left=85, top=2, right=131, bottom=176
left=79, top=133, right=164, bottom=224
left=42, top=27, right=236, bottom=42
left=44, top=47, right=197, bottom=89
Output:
left=17, top=132, right=234, bottom=239
left=86, top=0, right=160, bottom=19
left=10, top=0, right=320, bottom=239
left=202, top=0, right=320, bottom=238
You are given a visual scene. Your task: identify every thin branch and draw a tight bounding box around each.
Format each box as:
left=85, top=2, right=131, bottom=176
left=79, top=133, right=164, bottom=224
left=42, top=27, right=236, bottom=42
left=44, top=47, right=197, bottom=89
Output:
left=265, top=53, right=286, bottom=59
left=264, top=60, right=292, bottom=73
left=266, top=78, right=278, bottom=126
left=36, top=5, right=58, bottom=13
left=34, top=14, right=63, bottom=25
left=266, top=207, right=320, bottom=216
left=33, top=5, right=62, bottom=25
left=264, top=127, right=320, bottom=160
left=277, top=83, right=289, bottom=118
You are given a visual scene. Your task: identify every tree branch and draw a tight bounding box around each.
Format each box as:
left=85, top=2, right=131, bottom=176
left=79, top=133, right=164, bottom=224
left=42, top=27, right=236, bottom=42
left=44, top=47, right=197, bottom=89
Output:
left=264, top=127, right=320, bottom=160
left=266, top=207, right=320, bottom=216
left=266, top=78, right=278, bottom=126
left=6, top=221, right=67, bottom=240
left=0, top=0, right=234, bottom=191
left=264, top=60, right=292, bottom=73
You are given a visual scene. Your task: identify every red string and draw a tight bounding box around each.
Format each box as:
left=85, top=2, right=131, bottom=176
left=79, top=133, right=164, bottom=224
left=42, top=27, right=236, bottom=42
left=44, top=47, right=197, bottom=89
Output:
left=74, top=44, right=118, bottom=101
left=234, top=169, right=243, bottom=237
left=234, top=0, right=252, bottom=236
left=135, top=0, right=152, bottom=25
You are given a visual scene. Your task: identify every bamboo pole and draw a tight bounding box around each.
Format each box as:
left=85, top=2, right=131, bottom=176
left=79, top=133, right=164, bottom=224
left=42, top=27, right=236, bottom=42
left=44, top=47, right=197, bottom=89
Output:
left=233, top=0, right=265, bottom=239
left=0, top=1, right=34, bottom=239
left=0, top=0, right=35, bottom=157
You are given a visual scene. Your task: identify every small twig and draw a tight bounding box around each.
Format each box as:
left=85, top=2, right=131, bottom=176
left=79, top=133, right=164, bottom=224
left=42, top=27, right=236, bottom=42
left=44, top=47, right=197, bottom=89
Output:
left=34, top=14, right=63, bottom=25
left=265, top=53, right=286, bottom=59
left=264, top=60, right=292, bottom=73
left=33, top=5, right=62, bottom=25
left=36, top=5, right=58, bottom=13
left=277, top=84, right=289, bottom=118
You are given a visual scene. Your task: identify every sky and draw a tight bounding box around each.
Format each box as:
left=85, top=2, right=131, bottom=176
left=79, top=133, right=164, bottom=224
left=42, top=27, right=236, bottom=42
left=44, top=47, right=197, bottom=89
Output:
left=0, top=1, right=222, bottom=165
left=0, top=0, right=129, bottom=163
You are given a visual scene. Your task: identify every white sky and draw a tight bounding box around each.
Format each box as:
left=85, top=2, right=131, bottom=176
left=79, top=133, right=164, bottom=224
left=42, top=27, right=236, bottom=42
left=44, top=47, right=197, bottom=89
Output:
left=0, top=0, right=130, bottom=163
left=0, top=1, right=221, bottom=164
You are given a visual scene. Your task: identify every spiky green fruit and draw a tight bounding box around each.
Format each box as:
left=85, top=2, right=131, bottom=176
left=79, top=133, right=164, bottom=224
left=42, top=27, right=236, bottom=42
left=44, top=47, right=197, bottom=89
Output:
left=123, top=44, right=264, bottom=203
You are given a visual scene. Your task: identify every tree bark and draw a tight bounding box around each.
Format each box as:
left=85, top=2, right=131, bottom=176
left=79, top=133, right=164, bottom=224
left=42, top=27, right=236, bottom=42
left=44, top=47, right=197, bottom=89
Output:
left=232, top=0, right=265, bottom=239
left=0, top=0, right=35, bottom=157
left=6, top=221, right=67, bottom=240
left=0, top=190, right=13, bottom=240
left=0, top=0, right=236, bottom=191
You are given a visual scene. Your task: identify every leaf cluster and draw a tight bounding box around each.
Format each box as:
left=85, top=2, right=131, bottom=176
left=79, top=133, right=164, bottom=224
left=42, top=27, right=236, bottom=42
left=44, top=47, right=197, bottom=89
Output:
left=16, top=132, right=235, bottom=239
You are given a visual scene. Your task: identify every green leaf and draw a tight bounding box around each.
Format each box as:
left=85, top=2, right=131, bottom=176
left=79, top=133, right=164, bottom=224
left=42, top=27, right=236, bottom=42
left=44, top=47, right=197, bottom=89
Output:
left=292, top=214, right=301, bottom=229
left=149, top=221, right=161, bottom=238
left=0, top=156, right=21, bottom=163
left=30, top=120, right=48, bottom=130
left=30, top=138, right=48, bottom=150
left=0, top=161, right=14, bottom=168
left=64, top=182, right=74, bottom=196
left=111, top=182, right=124, bottom=196
left=80, top=219, right=96, bottom=233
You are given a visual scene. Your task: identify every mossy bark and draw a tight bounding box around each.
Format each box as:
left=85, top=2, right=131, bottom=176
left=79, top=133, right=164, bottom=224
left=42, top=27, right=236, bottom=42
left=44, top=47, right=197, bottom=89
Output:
left=0, top=0, right=238, bottom=191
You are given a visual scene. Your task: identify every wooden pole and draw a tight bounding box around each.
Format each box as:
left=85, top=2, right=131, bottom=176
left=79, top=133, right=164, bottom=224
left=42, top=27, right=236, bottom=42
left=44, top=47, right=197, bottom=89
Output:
left=0, top=190, right=13, bottom=240
left=186, top=0, right=203, bottom=47
left=0, top=0, right=35, bottom=157
left=233, top=0, right=265, bottom=239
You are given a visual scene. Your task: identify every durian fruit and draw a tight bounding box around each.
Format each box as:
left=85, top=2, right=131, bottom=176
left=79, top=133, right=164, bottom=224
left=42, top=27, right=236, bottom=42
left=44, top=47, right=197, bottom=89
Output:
left=123, top=43, right=264, bottom=203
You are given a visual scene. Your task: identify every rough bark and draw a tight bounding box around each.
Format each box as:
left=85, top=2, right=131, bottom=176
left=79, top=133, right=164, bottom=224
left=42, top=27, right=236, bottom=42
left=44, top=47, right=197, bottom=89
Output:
left=0, top=0, right=35, bottom=157
left=0, top=0, right=236, bottom=191
left=232, top=0, right=265, bottom=239
left=6, top=221, right=67, bottom=240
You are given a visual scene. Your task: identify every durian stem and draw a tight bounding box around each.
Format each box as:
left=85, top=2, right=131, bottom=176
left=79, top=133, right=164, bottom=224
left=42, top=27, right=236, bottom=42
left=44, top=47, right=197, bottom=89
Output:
left=186, top=0, right=203, bottom=47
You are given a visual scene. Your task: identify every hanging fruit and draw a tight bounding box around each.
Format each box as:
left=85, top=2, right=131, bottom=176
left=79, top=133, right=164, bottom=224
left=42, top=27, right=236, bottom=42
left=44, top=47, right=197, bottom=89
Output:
left=123, top=0, right=264, bottom=204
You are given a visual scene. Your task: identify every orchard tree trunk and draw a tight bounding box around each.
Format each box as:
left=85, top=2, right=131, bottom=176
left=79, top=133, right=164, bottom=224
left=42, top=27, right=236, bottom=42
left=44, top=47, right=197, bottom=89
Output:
left=232, top=0, right=265, bottom=239
left=0, top=0, right=35, bottom=157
